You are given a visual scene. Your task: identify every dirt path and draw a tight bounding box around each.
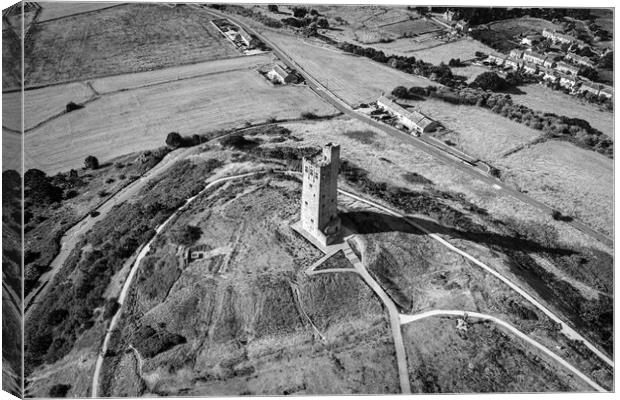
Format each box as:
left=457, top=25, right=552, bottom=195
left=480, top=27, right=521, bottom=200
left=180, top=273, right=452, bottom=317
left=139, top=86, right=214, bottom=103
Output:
left=400, top=310, right=607, bottom=392
left=90, top=171, right=262, bottom=397
left=337, top=189, right=613, bottom=368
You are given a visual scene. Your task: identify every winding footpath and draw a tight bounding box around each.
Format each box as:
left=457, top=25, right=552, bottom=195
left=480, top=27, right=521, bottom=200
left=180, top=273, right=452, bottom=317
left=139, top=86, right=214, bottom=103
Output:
left=90, top=171, right=260, bottom=397
left=399, top=310, right=606, bottom=392
left=337, top=189, right=613, bottom=368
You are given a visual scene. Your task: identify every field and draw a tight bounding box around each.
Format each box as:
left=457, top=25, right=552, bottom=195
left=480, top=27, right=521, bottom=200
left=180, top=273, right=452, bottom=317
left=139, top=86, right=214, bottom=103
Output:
left=359, top=34, right=447, bottom=56
left=4, top=82, right=96, bottom=131
left=381, top=18, right=442, bottom=37
left=412, top=98, right=543, bottom=161
left=511, top=84, right=614, bottom=140
left=20, top=3, right=240, bottom=87
left=24, top=68, right=337, bottom=174
left=410, top=38, right=497, bottom=64
left=2, top=130, right=21, bottom=172
left=496, top=141, right=613, bottom=237
left=99, top=171, right=399, bottom=396
left=402, top=318, right=590, bottom=392
left=263, top=31, right=434, bottom=106
left=475, top=17, right=563, bottom=52
left=7, top=54, right=273, bottom=133
left=36, top=2, right=120, bottom=22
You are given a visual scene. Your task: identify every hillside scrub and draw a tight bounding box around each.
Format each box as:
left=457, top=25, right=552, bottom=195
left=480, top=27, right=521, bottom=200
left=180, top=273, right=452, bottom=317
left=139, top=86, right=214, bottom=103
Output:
left=24, top=158, right=223, bottom=373
left=393, top=85, right=613, bottom=158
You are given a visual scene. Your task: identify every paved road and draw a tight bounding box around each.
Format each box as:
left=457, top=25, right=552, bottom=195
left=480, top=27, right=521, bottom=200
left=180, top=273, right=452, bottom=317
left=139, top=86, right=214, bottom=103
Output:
left=204, top=7, right=612, bottom=249
left=91, top=171, right=261, bottom=397
left=337, top=189, right=614, bottom=368
left=400, top=310, right=606, bottom=392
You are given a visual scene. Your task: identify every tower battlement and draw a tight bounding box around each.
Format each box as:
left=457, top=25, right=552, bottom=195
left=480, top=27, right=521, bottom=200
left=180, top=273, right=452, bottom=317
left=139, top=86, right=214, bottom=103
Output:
left=299, top=143, right=341, bottom=247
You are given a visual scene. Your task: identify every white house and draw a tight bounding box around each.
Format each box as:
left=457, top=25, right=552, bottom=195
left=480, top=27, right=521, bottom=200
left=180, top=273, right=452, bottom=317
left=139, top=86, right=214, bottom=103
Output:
left=377, top=96, right=439, bottom=134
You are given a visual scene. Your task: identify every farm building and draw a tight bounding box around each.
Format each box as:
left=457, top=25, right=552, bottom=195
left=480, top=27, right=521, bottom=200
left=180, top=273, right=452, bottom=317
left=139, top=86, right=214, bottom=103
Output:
left=377, top=95, right=439, bottom=134
left=266, top=64, right=301, bottom=84
left=555, top=61, right=580, bottom=75
left=522, top=50, right=547, bottom=65
left=542, top=29, right=575, bottom=44
left=455, top=20, right=469, bottom=32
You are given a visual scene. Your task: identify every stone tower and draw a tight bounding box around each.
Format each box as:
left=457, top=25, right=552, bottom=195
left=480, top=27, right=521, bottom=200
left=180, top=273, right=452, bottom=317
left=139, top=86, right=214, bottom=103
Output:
left=300, top=143, right=341, bottom=246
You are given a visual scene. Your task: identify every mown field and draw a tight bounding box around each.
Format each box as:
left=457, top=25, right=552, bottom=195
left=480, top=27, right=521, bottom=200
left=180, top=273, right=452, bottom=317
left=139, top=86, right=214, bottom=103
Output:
left=36, top=1, right=120, bottom=22
left=381, top=18, right=442, bottom=36
left=2, top=130, right=21, bottom=172
left=511, top=84, right=614, bottom=140
left=403, top=318, right=590, bottom=392
left=4, top=82, right=95, bottom=131
left=18, top=3, right=240, bottom=87
left=263, top=31, right=433, bottom=106
left=6, top=54, right=273, bottom=133
left=496, top=140, right=613, bottom=237
left=410, top=38, right=497, bottom=64
left=24, top=68, right=337, bottom=173
left=412, top=98, right=543, bottom=161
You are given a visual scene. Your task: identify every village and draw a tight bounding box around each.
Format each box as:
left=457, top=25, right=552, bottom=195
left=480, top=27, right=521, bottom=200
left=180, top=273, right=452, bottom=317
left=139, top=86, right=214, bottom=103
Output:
left=481, top=25, right=613, bottom=100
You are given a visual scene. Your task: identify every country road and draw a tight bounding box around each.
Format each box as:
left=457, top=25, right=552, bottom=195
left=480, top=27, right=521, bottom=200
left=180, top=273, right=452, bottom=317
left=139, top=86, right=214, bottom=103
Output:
left=91, top=171, right=261, bottom=397
left=337, top=188, right=614, bottom=368
left=399, top=310, right=606, bottom=392
left=203, top=6, right=612, bottom=249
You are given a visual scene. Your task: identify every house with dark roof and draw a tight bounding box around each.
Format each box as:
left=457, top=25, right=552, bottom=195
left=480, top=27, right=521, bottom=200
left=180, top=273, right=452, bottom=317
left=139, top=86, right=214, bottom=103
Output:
left=555, top=61, right=580, bottom=75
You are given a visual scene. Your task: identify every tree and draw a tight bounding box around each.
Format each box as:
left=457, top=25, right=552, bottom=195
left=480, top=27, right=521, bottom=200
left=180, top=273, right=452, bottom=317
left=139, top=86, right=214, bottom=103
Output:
left=267, top=4, right=278, bottom=13
left=317, top=17, right=329, bottom=29
left=169, top=224, right=202, bottom=246
left=49, top=384, right=71, bottom=398
left=391, top=86, right=409, bottom=99
left=24, top=169, right=63, bottom=204
left=309, top=9, right=319, bottom=16
left=84, top=155, right=99, bottom=170
left=166, top=132, right=183, bottom=148
left=471, top=71, right=509, bottom=91
left=292, top=7, right=307, bottom=18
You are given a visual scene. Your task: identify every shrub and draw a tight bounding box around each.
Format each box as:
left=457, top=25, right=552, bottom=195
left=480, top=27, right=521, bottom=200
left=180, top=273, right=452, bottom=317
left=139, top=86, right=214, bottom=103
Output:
left=166, top=132, right=184, bottom=148
left=267, top=4, right=278, bottom=12
left=65, top=102, right=83, bottom=113
left=49, top=384, right=71, bottom=398
left=301, top=111, right=320, bottom=119
left=471, top=71, right=509, bottom=91
left=84, top=155, right=99, bottom=170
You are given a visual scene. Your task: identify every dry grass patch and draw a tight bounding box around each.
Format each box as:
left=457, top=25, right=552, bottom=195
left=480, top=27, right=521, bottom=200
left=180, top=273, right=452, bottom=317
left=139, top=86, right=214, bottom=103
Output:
left=403, top=317, right=590, bottom=392
left=264, top=31, right=433, bottom=106
left=411, top=38, right=496, bottom=64
left=2, top=130, right=21, bottom=172
left=4, top=82, right=95, bottom=131
left=23, top=3, right=239, bottom=86
left=496, top=141, right=613, bottom=237
left=414, top=98, right=542, bottom=161
left=511, top=84, right=613, bottom=140
left=37, top=2, right=120, bottom=22
left=25, top=69, right=337, bottom=173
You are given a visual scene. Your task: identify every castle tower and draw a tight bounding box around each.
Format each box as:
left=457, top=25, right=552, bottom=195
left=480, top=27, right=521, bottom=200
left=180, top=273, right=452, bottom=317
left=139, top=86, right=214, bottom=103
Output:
left=300, top=143, right=341, bottom=246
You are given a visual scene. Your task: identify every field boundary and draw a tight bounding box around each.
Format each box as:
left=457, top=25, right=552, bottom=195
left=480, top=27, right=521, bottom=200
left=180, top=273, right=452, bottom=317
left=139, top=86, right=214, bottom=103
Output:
left=3, top=53, right=271, bottom=94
